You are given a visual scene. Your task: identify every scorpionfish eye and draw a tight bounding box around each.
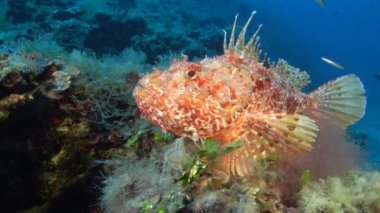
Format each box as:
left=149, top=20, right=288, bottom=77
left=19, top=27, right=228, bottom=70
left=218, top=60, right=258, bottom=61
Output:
left=184, top=62, right=201, bottom=79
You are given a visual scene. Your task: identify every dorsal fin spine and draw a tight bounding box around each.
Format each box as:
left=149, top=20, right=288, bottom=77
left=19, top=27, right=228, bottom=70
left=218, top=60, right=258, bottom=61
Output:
left=245, top=24, right=262, bottom=51
left=236, top=11, right=256, bottom=50
left=228, top=14, right=238, bottom=50
left=224, top=11, right=263, bottom=60
left=223, top=29, right=227, bottom=53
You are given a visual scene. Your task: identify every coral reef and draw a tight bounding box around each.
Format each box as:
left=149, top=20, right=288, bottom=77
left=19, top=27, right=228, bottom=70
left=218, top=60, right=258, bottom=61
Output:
left=0, top=27, right=165, bottom=211
left=0, top=41, right=100, bottom=212
left=0, top=0, right=232, bottom=64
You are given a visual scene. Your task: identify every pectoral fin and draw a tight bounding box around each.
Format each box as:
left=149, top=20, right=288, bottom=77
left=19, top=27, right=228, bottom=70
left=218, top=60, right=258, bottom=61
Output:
left=248, top=112, right=319, bottom=154
left=213, top=113, right=319, bottom=177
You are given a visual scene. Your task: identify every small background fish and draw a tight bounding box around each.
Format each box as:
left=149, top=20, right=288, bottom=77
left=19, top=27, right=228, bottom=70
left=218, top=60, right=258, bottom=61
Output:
left=316, top=0, right=325, bottom=7
left=321, top=57, right=344, bottom=70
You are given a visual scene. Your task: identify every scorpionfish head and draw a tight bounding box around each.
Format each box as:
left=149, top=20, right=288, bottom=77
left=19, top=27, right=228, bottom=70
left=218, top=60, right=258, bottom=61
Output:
left=134, top=57, right=253, bottom=140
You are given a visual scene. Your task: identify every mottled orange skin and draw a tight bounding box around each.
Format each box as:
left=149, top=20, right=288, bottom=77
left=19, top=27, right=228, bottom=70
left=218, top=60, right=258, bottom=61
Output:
left=134, top=53, right=311, bottom=147
left=133, top=10, right=366, bottom=176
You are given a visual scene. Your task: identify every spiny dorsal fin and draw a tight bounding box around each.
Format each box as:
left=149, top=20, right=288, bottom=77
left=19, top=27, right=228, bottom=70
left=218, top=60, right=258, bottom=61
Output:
left=245, top=24, right=262, bottom=55
left=228, top=14, right=238, bottom=50
left=235, top=11, right=256, bottom=51
left=224, top=11, right=262, bottom=59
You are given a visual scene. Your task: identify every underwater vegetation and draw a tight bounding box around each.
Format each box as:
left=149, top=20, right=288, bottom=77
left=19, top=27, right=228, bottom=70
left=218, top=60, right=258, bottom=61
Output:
left=299, top=171, right=380, bottom=212
left=100, top=138, right=285, bottom=212
left=0, top=0, right=378, bottom=213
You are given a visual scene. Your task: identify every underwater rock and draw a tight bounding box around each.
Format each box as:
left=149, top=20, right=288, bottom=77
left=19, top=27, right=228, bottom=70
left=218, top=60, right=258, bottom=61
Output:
left=84, top=14, right=147, bottom=56
left=1, top=0, right=228, bottom=63
left=6, top=0, right=36, bottom=24
left=0, top=93, right=33, bottom=121
left=52, top=9, right=82, bottom=21
left=55, top=117, right=90, bottom=138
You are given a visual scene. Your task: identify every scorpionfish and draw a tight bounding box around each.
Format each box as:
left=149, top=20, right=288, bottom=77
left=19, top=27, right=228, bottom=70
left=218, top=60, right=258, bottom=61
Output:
left=134, top=12, right=366, bottom=176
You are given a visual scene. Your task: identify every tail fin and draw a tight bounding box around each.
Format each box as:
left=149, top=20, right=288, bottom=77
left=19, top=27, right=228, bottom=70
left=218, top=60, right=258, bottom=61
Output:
left=309, top=74, right=366, bottom=128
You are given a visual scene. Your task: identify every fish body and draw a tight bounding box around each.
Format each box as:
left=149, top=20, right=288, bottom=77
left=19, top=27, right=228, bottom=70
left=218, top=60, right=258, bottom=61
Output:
left=134, top=12, right=366, bottom=176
